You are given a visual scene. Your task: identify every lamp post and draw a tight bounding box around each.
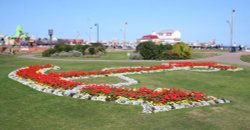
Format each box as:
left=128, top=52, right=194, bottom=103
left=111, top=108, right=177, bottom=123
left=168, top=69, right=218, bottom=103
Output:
left=94, top=23, right=99, bottom=42
left=228, top=9, right=236, bottom=51
left=48, top=29, right=53, bottom=48
left=123, top=22, right=128, bottom=49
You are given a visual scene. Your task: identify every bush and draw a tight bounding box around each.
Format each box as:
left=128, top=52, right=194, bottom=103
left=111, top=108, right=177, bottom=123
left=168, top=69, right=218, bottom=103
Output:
left=74, top=44, right=83, bottom=52
left=156, top=44, right=173, bottom=56
left=160, top=50, right=180, bottom=60
left=54, top=43, right=73, bottom=52
left=136, top=41, right=159, bottom=59
left=75, top=45, right=90, bottom=55
left=54, top=43, right=66, bottom=52
left=136, top=41, right=191, bottom=60
left=90, top=43, right=106, bottom=52
left=42, top=48, right=57, bottom=57
left=128, top=53, right=143, bottom=60
left=71, top=50, right=82, bottom=57
left=50, top=50, right=82, bottom=57
left=88, top=47, right=96, bottom=55
left=158, top=44, right=173, bottom=51
left=172, top=42, right=192, bottom=59
left=64, top=45, right=73, bottom=52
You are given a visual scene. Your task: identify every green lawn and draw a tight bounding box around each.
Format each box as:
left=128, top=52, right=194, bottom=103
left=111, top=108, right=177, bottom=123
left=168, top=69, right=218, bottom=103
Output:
left=75, top=76, right=125, bottom=84
left=1, top=55, right=250, bottom=130
left=241, top=55, right=250, bottom=63
left=34, top=50, right=220, bottom=60
left=35, top=50, right=131, bottom=60
left=192, top=52, right=221, bottom=59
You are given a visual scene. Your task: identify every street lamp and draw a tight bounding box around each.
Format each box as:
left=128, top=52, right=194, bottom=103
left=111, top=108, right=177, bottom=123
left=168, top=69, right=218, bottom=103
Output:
left=94, top=23, right=99, bottom=42
left=48, top=29, right=53, bottom=48
left=227, top=9, right=236, bottom=51
left=123, top=22, right=128, bottom=49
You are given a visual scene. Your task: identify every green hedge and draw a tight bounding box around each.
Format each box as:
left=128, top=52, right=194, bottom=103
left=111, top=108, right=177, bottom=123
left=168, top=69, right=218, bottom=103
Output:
left=42, top=43, right=106, bottom=57
left=136, top=41, right=191, bottom=60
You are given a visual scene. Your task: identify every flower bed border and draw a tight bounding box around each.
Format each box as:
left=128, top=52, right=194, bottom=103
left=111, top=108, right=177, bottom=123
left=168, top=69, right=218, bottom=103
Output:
left=8, top=62, right=241, bottom=113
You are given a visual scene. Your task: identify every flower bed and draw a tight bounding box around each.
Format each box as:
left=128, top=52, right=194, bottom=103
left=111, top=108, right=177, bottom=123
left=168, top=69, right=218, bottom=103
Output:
left=8, top=62, right=242, bottom=113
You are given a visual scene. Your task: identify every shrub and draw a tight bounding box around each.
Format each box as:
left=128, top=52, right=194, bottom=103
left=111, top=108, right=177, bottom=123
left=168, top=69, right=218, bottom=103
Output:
left=136, top=41, right=159, bottom=59
left=157, top=44, right=173, bottom=56
left=74, top=44, right=84, bottom=52
left=54, top=43, right=66, bottom=52
left=58, top=51, right=71, bottom=57
left=76, top=45, right=90, bottom=55
left=172, top=42, right=192, bottom=59
left=90, top=43, right=106, bottom=52
left=128, top=53, right=143, bottom=60
left=54, top=43, right=73, bottom=52
left=50, top=50, right=82, bottom=57
left=81, top=45, right=89, bottom=55
left=42, top=48, right=57, bottom=57
left=64, top=45, right=73, bottom=52
left=88, top=47, right=96, bottom=55
left=71, top=50, right=82, bottom=57
left=160, top=50, right=180, bottom=60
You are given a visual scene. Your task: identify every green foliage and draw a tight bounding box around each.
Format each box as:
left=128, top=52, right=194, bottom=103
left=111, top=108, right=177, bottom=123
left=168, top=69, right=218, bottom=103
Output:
left=136, top=41, right=191, bottom=60
left=159, top=50, right=180, bottom=60
left=64, top=45, right=73, bottom=52
left=88, top=47, right=96, bottom=55
left=172, top=42, right=192, bottom=59
left=240, top=55, right=250, bottom=63
left=74, top=44, right=90, bottom=55
left=156, top=44, right=173, bottom=56
left=128, top=53, right=143, bottom=60
left=74, top=44, right=84, bottom=52
left=43, top=43, right=106, bottom=57
left=136, top=41, right=159, bottom=59
left=42, top=48, right=57, bottom=57
left=1, top=55, right=250, bottom=130
left=54, top=43, right=66, bottom=52
left=54, top=43, right=73, bottom=52
left=90, top=43, right=106, bottom=52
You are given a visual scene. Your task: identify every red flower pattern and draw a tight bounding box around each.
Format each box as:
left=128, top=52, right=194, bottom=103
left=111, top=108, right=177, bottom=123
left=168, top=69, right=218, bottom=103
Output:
left=15, top=62, right=238, bottom=105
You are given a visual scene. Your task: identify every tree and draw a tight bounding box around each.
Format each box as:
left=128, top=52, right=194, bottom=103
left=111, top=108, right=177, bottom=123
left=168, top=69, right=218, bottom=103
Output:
left=136, top=41, right=159, bottom=59
left=172, top=42, right=192, bottom=59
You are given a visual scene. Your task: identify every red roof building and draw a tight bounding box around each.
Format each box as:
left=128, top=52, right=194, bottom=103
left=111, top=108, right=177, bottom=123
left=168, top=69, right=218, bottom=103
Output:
left=138, top=29, right=181, bottom=44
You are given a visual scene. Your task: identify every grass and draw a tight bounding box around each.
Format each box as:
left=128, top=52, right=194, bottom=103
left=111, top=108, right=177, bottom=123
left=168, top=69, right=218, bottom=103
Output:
left=240, top=55, right=250, bottom=63
left=1, top=54, right=250, bottom=130
left=75, top=76, right=125, bottom=84
left=35, top=50, right=131, bottom=60
left=192, top=52, right=221, bottom=59
left=34, top=49, right=220, bottom=60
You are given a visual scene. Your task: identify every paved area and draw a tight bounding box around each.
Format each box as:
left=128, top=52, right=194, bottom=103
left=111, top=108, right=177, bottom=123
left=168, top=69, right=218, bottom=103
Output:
left=18, top=51, right=250, bottom=66
left=195, top=51, right=250, bottom=66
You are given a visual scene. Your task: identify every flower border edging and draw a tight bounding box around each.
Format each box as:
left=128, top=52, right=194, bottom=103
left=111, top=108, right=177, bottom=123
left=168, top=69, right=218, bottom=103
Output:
left=8, top=62, right=238, bottom=113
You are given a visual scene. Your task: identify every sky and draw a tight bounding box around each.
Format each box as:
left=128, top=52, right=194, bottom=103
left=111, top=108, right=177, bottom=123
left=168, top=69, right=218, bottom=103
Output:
left=1, top=0, right=250, bottom=46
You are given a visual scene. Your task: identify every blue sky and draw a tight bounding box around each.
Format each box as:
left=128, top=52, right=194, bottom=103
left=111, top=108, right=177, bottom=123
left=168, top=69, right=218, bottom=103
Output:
left=1, top=0, right=250, bottom=46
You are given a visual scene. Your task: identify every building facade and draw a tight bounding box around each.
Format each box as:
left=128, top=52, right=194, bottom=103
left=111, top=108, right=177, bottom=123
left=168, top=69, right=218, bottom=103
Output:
left=138, top=29, right=181, bottom=44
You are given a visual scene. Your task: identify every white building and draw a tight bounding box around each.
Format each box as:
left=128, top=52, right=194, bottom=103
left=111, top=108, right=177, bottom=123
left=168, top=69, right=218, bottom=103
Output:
left=138, top=29, right=181, bottom=44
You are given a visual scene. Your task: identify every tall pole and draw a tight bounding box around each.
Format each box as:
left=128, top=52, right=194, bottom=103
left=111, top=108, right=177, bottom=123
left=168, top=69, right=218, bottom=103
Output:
left=95, top=23, right=99, bottom=42
left=230, top=9, right=235, bottom=47
left=123, top=22, right=128, bottom=49
left=48, top=29, right=53, bottom=48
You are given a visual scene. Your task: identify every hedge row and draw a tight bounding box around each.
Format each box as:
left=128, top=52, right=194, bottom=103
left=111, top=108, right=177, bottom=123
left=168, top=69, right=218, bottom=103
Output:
left=136, top=41, right=192, bottom=60
left=42, top=43, right=106, bottom=57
